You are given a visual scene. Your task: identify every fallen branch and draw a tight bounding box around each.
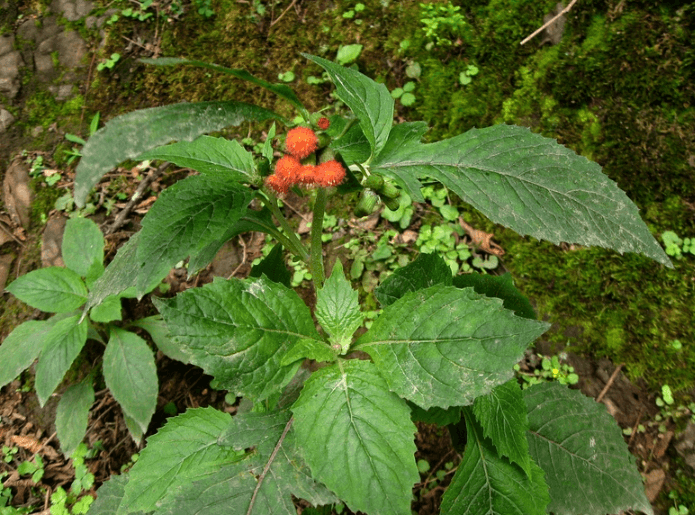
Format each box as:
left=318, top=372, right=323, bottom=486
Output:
left=520, top=0, right=578, bottom=46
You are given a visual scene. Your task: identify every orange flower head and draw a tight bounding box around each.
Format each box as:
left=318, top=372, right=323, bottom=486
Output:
left=317, top=117, right=330, bottom=130
left=274, top=154, right=301, bottom=181
left=285, top=127, right=319, bottom=159
left=315, top=160, right=346, bottom=188
left=265, top=174, right=289, bottom=195
left=298, top=164, right=318, bottom=185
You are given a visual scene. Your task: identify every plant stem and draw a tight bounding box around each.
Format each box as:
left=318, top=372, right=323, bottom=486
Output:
left=310, top=188, right=327, bottom=288
left=261, top=193, right=310, bottom=263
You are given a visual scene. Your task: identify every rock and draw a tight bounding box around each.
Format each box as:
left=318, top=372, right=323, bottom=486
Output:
left=0, top=33, right=14, bottom=56
left=17, top=19, right=40, bottom=42
left=56, top=31, right=88, bottom=68
left=541, top=2, right=566, bottom=46
left=48, top=84, right=74, bottom=101
left=675, top=421, right=695, bottom=470
left=41, top=215, right=67, bottom=268
left=0, top=108, right=15, bottom=132
left=51, top=0, right=94, bottom=21
left=0, top=50, right=24, bottom=100
left=0, top=253, right=14, bottom=291
left=2, top=158, right=34, bottom=230
left=643, top=468, right=665, bottom=502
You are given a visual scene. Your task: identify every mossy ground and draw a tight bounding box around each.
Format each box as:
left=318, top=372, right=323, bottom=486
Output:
left=4, top=0, right=695, bottom=509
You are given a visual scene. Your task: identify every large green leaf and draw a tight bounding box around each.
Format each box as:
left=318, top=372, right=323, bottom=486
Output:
left=453, top=272, right=536, bottom=320
left=89, top=294, right=122, bottom=323
left=371, top=123, right=672, bottom=267
left=524, top=382, right=653, bottom=515
left=74, top=101, right=280, bottom=206
left=153, top=276, right=320, bottom=401
left=132, top=315, right=188, bottom=363
left=138, top=136, right=256, bottom=183
left=315, top=261, right=363, bottom=353
left=35, top=315, right=88, bottom=406
left=118, top=407, right=245, bottom=514
left=89, top=475, right=132, bottom=515
left=61, top=217, right=104, bottom=278
left=103, top=328, right=158, bottom=435
left=0, top=318, right=62, bottom=389
left=249, top=243, right=292, bottom=288
left=472, top=380, right=532, bottom=477
left=154, top=411, right=337, bottom=515
left=329, top=122, right=371, bottom=165
left=136, top=174, right=253, bottom=294
left=354, top=285, right=549, bottom=409
left=140, top=57, right=307, bottom=118
left=374, top=252, right=452, bottom=308
left=291, top=360, right=419, bottom=515
left=303, top=54, right=393, bottom=159
left=6, top=267, right=87, bottom=313
left=55, top=377, right=94, bottom=457
left=440, top=409, right=549, bottom=515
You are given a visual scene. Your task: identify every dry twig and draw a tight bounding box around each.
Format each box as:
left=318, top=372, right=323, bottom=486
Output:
left=596, top=363, right=624, bottom=403
left=520, top=0, right=579, bottom=45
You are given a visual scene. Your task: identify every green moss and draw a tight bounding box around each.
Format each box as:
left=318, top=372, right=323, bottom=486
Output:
left=23, top=91, right=84, bottom=129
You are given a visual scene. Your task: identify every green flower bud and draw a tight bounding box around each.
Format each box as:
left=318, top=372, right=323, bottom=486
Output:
left=383, top=195, right=401, bottom=211
left=355, top=189, right=379, bottom=217
left=380, top=182, right=401, bottom=200
left=364, top=174, right=385, bottom=190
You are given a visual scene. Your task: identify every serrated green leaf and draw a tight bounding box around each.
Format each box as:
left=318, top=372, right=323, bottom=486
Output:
left=0, top=318, right=62, bottom=389
left=136, top=174, right=253, bottom=294
left=453, top=272, right=536, bottom=320
left=315, top=261, right=363, bottom=352
left=6, top=267, right=87, bottom=313
left=303, top=53, right=393, bottom=159
left=61, top=217, right=104, bottom=277
left=329, top=123, right=371, bottom=165
left=524, top=382, right=654, bottom=515
left=249, top=243, right=291, bottom=288
left=123, top=412, right=145, bottom=446
left=138, top=136, right=256, bottom=182
left=118, top=407, right=245, bottom=514
left=89, top=474, right=132, bottom=515
left=262, top=123, right=276, bottom=162
left=35, top=315, right=88, bottom=406
left=103, top=328, right=158, bottom=435
left=372, top=123, right=672, bottom=266
left=157, top=411, right=336, bottom=515
left=153, top=276, right=320, bottom=401
left=280, top=339, right=337, bottom=366
left=74, top=101, right=281, bottom=207
left=132, top=315, right=188, bottom=362
left=375, top=252, right=452, bottom=307
left=84, top=232, right=165, bottom=314
left=292, top=360, right=419, bottom=515
left=355, top=285, right=549, bottom=409
left=140, top=58, right=307, bottom=118
left=89, top=294, right=122, bottom=323
left=440, top=410, right=549, bottom=515
left=472, top=380, right=532, bottom=477
left=56, top=378, right=94, bottom=457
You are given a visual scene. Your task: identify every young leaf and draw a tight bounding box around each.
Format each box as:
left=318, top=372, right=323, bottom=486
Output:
left=153, top=276, right=321, bottom=401
left=472, top=380, right=532, bottom=477
left=136, top=174, right=253, bottom=294
left=524, top=382, right=654, bottom=515
left=440, top=409, right=549, bottom=515
left=315, top=261, right=363, bottom=353
left=292, top=360, right=419, bottom=515
left=35, top=315, right=88, bottom=406
left=453, top=272, right=536, bottom=320
left=249, top=243, right=292, bottom=288
left=74, top=100, right=281, bottom=207
left=103, top=328, right=158, bottom=435
left=371, top=123, right=672, bottom=267
left=303, top=53, right=394, bottom=159
left=0, top=318, right=65, bottom=390
left=140, top=57, right=308, bottom=119
left=89, top=294, right=122, bottom=323
left=56, top=377, right=94, bottom=457
left=262, top=122, right=276, bottom=162
left=6, top=267, right=87, bottom=313
left=131, top=315, right=188, bottom=363
left=280, top=338, right=337, bottom=366
left=375, top=252, right=452, bottom=307
left=61, top=217, right=104, bottom=277
left=355, top=285, right=550, bottom=409
left=117, top=407, right=245, bottom=514
left=138, top=136, right=256, bottom=183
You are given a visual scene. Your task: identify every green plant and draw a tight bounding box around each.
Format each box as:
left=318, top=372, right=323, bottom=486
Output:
left=64, top=113, right=101, bottom=166
left=2, top=216, right=176, bottom=453
left=96, top=53, right=120, bottom=72
left=514, top=353, right=580, bottom=389
left=277, top=70, right=295, bottom=83
left=48, top=443, right=96, bottom=515
left=342, top=2, right=365, bottom=24
left=459, top=64, right=479, bottom=86
left=390, top=81, right=416, bottom=107
left=335, top=44, right=362, bottom=66
left=45, top=54, right=676, bottom=514
left=662, top=230, right=695, bottom=258
left=419, top=2, right=469, bottom=49
left=121, top=0, right=153, bottom=21
left=17, top=455, right=44, bottom=484
left=193, top=0, right=214, bottom=18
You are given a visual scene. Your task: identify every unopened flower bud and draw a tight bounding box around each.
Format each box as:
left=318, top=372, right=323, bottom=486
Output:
left=355, top=189, right=379, bottom=217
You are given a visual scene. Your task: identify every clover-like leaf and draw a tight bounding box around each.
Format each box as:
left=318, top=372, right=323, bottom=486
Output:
left=355, top=285, right=549, bottom=409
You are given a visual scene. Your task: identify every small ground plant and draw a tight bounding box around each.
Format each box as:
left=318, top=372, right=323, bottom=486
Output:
left=7, top=53, right=673, bottom=514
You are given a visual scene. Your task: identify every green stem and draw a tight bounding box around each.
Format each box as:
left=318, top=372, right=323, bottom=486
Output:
left=261, top=193, right=310, bottom=263
left=310, top=188, right=327, bottom=288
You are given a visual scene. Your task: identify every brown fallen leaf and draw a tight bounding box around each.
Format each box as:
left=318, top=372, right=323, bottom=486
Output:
left=459, top=219, right=505, bottom=256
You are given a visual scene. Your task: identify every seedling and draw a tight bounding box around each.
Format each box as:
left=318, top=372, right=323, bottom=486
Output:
left=459, top=64, right=479, bottom=86
left=96, top=53, right=120, bottom=72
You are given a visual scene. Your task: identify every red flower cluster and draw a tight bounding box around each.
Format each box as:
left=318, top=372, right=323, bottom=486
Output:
left=265, top=127, right=345, bottom=195
left=317, top=117, right=330, bottom=130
